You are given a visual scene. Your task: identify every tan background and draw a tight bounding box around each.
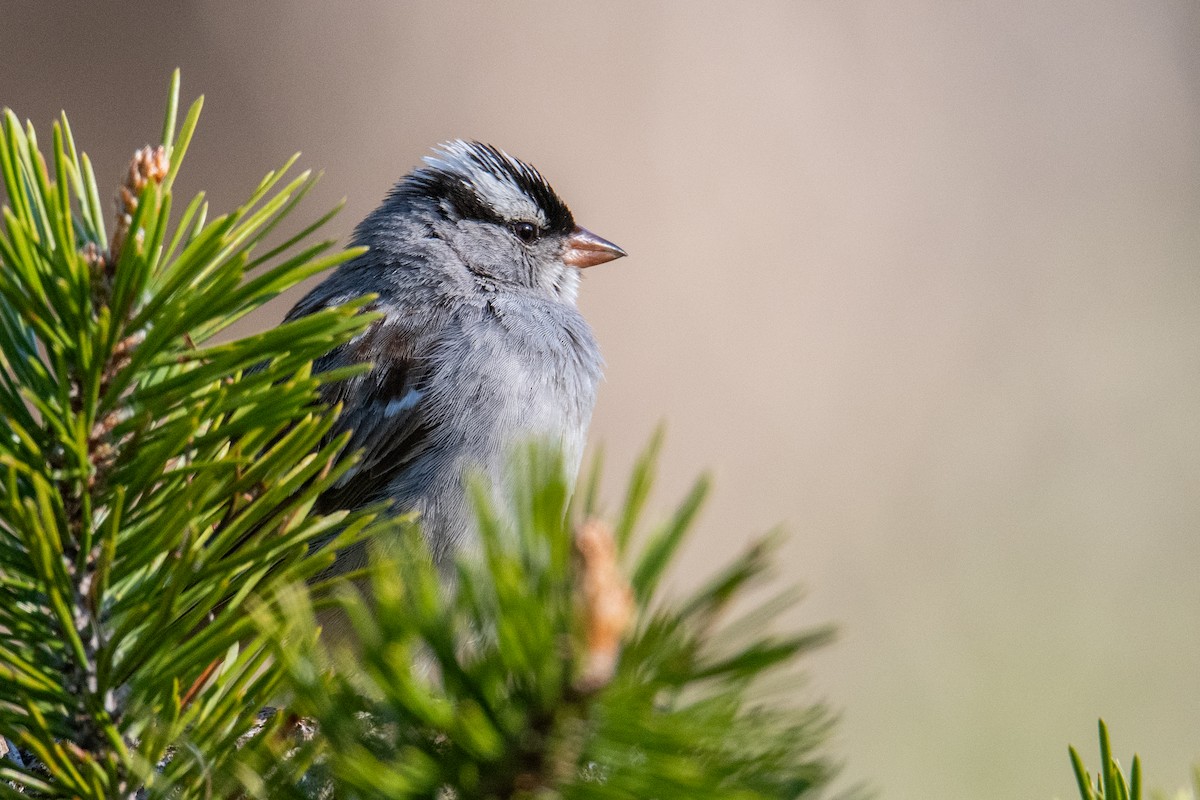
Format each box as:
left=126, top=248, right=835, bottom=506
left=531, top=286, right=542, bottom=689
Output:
left=4, top=3, right=1199, bottom=798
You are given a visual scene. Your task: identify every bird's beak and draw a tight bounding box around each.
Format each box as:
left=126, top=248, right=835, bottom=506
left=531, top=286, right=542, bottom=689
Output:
left=562, top=226, right=627, bottom=268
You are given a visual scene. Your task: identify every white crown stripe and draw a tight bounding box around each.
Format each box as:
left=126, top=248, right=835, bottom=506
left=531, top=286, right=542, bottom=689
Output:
left=420, top=141, right=560, bottom=228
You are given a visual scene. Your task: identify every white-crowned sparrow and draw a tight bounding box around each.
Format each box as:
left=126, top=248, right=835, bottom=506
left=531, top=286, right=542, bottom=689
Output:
left=287, top=141, right=625, bottom=570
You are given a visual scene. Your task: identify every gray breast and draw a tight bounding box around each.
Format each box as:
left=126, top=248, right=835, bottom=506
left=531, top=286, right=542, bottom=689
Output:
left=448, top=294, right=601, bottom=477
left=387, top=292, right=600, bottom=561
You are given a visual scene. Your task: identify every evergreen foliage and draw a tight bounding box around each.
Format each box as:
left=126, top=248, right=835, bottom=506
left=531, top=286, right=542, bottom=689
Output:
left=1070, top=721, right=1144, bottom=800
left=254, top=441, right=836, bottom=799
left=1068, top=721, right=1200, bottom=800
left=0, top=73, right=836, bottom=799
left=0, top=71, right=375, bottom=797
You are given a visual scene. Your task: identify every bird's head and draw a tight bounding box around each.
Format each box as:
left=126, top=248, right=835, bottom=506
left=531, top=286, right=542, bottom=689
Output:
left=363, top=141, right=625, bottom=302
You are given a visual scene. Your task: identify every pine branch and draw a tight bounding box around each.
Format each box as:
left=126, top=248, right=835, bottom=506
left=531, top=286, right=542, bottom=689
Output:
left=1069, top=721, right=1145, bottom=800
left=256, top=442, right=837, bottom=800
left=0, top=71, right=377, bottom=798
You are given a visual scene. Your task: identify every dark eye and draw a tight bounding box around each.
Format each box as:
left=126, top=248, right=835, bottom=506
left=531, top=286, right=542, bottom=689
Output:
left=512, top=221, right=539, bottom=244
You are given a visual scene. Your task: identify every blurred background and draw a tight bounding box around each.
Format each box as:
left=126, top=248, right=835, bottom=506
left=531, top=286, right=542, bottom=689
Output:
left=4, top=3, right=1199, bottom=797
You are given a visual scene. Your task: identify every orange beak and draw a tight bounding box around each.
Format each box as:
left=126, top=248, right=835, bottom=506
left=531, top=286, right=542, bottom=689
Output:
left=562, top=226, right=627, bottom=268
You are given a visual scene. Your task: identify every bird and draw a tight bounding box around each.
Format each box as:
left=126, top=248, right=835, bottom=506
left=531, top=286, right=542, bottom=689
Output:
left=285, top=140, right=625, bottom=573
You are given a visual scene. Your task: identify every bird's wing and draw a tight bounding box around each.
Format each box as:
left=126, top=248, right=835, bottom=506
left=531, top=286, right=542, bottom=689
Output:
left=288, top=295, right=440, bottom=514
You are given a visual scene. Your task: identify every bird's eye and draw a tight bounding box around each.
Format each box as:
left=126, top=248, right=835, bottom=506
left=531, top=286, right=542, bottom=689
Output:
left=512, top=221, right=539, bottom=244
